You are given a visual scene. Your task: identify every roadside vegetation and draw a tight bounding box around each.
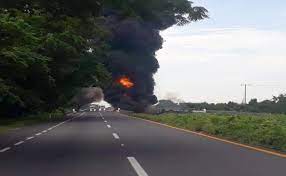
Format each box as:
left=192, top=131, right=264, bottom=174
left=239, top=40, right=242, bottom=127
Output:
left=134, top=113, right=286, bottom=153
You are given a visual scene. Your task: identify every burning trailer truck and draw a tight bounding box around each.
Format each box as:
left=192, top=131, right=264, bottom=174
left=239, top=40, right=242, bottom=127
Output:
left=105, top=75, right=158, bottom=113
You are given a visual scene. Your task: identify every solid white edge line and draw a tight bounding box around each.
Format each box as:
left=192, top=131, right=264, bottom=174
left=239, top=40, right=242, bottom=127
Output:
left=0, top=147, right=11, bottom=153
left=14, top=141, right=24, bottom=146
left=112, top=133, right=120, bottom=139
left=127, top=157, right=148, bottom=176
left=36, top=133, right=42, bottom=136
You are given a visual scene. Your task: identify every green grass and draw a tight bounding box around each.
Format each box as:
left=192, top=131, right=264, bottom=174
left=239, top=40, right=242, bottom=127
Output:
left=0, top=110, right=66, bottom=134
left=134, top=113, right=286, bottom=153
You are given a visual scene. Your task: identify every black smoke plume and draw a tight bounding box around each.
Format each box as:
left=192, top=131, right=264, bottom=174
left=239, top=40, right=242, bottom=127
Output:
left=103, top=15, right=162, bottom=112
left=101, top=1, right=208, bottom=112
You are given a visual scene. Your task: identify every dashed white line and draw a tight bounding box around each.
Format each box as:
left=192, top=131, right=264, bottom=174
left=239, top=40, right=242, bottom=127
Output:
left=51, top=121, right=65, bottom=129
left=99, top=112, right=105, bottom=120
left=26, top=136, right=34, bottom=140
left=3, top=118, right=74, bottom=152
left=127, top=157, right=149, bottom=176
left=112, top=133, right=120, bottom=139
left=14, top=141, right=24, bottom=146
left=104, top=120, right=107, bottom=123
left=78, top=113, right=85, bottom=118
left=107, top=125, right=111, bottom=128
left=121, top=144, right=125, bottom=147
left=36, top=133, right=42, bottom=136
left=1, top=113, right=84, bottom=154
left=1, top=114, right=82, bottom=154
left=0, top=147, right=11, bottom=153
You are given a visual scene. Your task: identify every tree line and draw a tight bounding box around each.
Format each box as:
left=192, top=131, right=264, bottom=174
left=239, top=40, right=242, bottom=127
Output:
left=185, top=94, right=286, bottom=114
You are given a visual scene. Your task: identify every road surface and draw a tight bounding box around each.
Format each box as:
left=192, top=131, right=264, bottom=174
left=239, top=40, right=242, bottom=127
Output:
left=0, top=112, right=285, bottom=176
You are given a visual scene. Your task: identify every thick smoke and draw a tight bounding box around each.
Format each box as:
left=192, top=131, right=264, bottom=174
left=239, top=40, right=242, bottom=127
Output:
left=164, top=92, right=185, bottom=104
left=103, top=15, right=162, bottom=112
left=71, top=87, right=104, bottom=109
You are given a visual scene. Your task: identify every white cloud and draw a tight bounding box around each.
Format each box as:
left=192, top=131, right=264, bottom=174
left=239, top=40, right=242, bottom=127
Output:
left=155, top=27, right=286, bottom=103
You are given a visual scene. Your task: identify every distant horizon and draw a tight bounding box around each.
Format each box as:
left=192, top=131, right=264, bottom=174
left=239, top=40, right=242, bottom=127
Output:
left=157, top=95, right=280, bottom=104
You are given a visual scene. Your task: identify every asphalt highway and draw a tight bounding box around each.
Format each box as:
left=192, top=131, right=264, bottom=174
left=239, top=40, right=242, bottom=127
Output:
left=0, top=112, right=285, bottom=176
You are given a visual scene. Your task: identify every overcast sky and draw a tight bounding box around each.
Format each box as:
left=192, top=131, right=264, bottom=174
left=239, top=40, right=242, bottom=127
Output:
left=155, top=0, right=286, bottom=103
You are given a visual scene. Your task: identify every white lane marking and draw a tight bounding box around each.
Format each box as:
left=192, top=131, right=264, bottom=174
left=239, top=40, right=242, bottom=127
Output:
left=14, top=141, right=24, bottom=146
left=79, top=112, right=85, bottom=118
left=107, top=125, right=111, bottom=128
left=112, top=133, right=120, bottom=139
left=99, top=112, right=105, bottom=120
left=104, top=120, right=107, bottom=123
left=121, top=144, right=125, bottom=147
left=36, top=133, right=42, bottom=136
left=52, top=121, right=65, bottom=129
left=10, top=116, right=76, bottom=150
left=26, top=136, right=34, bottom=140
left=0, top=147, right=11, bottom=153
left=127, top=157, right=149, bottom=176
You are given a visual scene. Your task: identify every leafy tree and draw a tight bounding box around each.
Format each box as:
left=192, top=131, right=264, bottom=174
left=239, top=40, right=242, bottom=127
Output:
left=0, top=9, right=111, bottom=117
left=0, top=11, right=53, bottom=116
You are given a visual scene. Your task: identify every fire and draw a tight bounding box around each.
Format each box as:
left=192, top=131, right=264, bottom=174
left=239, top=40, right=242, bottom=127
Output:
left=118, top=77, right=134, bottom=89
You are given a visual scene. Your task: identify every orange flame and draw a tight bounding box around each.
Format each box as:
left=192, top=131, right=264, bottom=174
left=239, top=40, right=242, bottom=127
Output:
left=118, top=77, right=134, bottom=89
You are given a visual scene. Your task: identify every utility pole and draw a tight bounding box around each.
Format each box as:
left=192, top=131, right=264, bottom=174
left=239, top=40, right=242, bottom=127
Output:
left=241, top=84, right=252, bottom=105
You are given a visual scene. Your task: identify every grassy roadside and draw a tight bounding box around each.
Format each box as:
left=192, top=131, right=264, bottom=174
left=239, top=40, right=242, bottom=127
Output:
left=0, top=109, right=68, bottom=134
left=133, top=113, right=286, bottom=153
